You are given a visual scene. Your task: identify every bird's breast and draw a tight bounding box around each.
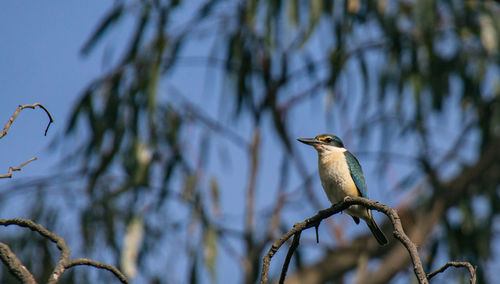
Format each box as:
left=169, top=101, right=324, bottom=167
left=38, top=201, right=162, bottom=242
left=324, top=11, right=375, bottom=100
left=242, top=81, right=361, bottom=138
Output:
left=318, top=151, right=359, bottom=203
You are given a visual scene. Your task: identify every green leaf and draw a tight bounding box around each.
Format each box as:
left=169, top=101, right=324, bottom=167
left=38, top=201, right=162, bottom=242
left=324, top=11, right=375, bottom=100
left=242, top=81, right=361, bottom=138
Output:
left=210, top=177, right=221, bottom=216
left=203, top=226, right=217, bottom=283
left=287, top=0, right=299, bottom=26
left=120, top=216, right=144, bottom=279
left=299, top=0, right=323, bottom=47
left=183, top=174, right=198, bottom=201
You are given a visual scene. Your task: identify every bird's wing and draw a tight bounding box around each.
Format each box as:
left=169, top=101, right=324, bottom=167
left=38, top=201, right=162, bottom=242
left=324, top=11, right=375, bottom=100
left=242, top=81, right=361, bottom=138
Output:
left=344, top=151, right=368, bottom=198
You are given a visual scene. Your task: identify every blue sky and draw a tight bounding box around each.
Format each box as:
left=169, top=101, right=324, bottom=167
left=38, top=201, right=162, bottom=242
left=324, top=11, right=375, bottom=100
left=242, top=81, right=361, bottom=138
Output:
left=0, top=2, right=418, bottom=282
left=0, top=1, right=486, bottom=283
left=0, top=1, right=112, bottom=179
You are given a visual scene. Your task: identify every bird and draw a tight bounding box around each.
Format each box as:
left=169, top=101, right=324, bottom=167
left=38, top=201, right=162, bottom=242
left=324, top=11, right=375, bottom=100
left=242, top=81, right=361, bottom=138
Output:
left=297, top=134, right=388, bottom=246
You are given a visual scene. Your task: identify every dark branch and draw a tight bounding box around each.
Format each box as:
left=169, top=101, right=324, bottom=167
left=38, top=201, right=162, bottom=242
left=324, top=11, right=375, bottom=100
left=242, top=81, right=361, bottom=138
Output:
left=0, top=242, right=37, bottom=284
left=0, top=157, right=38, bottom=179
left=427, top=261, right=476, bottom=284
left=278, top=231, right=301, bottom=284
left=260, top=196, right=475, bottom=284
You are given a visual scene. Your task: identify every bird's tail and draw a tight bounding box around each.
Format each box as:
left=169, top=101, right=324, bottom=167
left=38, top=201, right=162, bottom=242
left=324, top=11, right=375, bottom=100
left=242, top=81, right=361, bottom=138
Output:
left=366, top=215, right=388, bottom=246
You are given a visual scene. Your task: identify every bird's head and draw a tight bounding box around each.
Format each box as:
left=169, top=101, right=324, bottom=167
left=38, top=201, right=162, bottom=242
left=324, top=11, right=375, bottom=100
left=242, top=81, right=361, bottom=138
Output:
left=297, top=134, right=345, bottom=153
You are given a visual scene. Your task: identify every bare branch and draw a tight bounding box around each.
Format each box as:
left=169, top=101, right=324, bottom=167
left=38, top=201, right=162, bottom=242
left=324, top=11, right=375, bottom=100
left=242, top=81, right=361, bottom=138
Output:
left=0, top=242, right=37, bottom=284
left=0, top=103, right=53, bottom=179
left=1, top=103, right=54, bottom=139
left=65, top=258, right=129, bottom=284
left=0, top=219, right=129, bottom=284
left=278, top=231, right=301, bottom=284
left=260, top=197, right=475, bottom=284
left=427, top=261, right=476, bottom=284
left=0, top=219, right=70, bottom=284
left=0, top=157, right=38, bottom=179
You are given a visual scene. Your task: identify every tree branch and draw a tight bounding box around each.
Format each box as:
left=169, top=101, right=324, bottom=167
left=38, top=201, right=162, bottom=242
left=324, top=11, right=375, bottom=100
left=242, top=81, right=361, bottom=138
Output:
left=427, top=261, right=476, bottom=284
left=0, top=157, right=38, bottom=179
left=1, top=103, right=54, bottom=139
left=0, top=242, right=37, bottom=284
left=0, top=219, right=128, bottom=284
left=278, top=231, right=301, bottom=284
left=260, top=196, right=475, bottom=284
left=65, top=258, right=129, bottom=283
left=1, top=103, right=54, bottom=179
left=284, top=137, right=500, bottom=283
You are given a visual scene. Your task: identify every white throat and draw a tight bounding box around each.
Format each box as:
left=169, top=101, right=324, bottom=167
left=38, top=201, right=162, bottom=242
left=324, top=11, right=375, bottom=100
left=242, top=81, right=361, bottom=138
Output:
left=315, top=144, right=346, bottom=154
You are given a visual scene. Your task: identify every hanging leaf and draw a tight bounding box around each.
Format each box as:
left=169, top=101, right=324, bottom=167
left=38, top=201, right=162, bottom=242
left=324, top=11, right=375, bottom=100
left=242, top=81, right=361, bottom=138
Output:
left=210, top=177, right=221, bottom=216
left=183, top=174, right=198, bottom=201
left=203, top=226, right=218, bottom=283
left=287, top=0, right=299, bottom=26
left=120, top=216, right=144, bottom=279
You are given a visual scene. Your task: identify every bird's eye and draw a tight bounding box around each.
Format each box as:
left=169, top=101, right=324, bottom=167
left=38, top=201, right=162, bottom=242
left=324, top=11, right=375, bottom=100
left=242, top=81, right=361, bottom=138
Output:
left=324, top=137, right=333, bottom=143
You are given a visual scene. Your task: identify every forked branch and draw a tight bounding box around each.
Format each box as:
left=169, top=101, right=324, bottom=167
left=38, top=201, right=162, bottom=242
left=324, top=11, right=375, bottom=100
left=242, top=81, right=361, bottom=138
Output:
left=260, top=196, right=475, bottom=284
left=0, top=218, right=129, bottom=284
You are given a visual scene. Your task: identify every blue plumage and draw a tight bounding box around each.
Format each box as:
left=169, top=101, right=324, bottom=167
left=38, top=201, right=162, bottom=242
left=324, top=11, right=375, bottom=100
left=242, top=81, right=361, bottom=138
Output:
left=344, top=151, right=367, bottom=198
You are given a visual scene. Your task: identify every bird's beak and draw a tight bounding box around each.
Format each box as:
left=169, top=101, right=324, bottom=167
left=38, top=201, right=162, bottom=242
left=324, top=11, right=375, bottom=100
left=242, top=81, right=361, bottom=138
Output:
left=297, top=138, right=318, bottom=146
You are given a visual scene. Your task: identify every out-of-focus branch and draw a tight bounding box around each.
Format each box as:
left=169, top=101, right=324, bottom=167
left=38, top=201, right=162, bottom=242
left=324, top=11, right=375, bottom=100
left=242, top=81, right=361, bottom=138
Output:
left=260, top=196, right=475, bottom=284
left=427, top=261, right=476, bottom=284
left=0, top=219, right=128, bottom=284
left=0, top=157, right=37, bottom=179
left=243, top=127, right=261, bottom=284
left=0, top=242, right=36, bottom=283
left=1, top=103, right=54, bottom=139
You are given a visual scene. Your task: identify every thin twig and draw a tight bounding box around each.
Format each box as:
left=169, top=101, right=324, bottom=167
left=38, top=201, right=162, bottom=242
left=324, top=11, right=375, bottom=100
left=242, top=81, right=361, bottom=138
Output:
left=0, top=218, right=129, bottom=284
left=260, top=196, right=475, bottom=284
left=278, top=231, right=301, bottom=284
left=0, top=157, right=38, bottom=179
left=1, top=103, right=54, bottom=139
left=0, top=242, right=37, bottom=284
left=427, top=261, right=476, bottom=284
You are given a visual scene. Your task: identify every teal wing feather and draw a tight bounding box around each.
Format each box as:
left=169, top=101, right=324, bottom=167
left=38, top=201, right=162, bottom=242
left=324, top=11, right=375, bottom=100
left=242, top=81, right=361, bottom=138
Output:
left=344, top=151, right=368, bottom=198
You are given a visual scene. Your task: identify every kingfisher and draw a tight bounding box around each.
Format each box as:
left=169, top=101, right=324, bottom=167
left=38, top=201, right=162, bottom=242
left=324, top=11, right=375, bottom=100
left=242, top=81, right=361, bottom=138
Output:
left=298, top=134, right=388, bottom=246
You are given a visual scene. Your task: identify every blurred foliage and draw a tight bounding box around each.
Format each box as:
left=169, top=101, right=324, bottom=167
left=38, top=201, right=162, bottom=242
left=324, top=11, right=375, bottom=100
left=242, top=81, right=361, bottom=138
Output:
left=3, top=0, right=500, bottom=283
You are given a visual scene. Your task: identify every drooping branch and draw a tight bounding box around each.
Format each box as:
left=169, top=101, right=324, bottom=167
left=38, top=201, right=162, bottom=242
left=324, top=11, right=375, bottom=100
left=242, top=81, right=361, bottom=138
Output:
left=278, top=230, right=301, bottom=284
left=260, top=196, right=475, bottom=284
left=65, top=258, right=130, bottom=283
left=0, top=219, right=129, bottom=284
left=427, top=261, right=476, bottom=284
left=1, top=103, right=54, bottom=139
